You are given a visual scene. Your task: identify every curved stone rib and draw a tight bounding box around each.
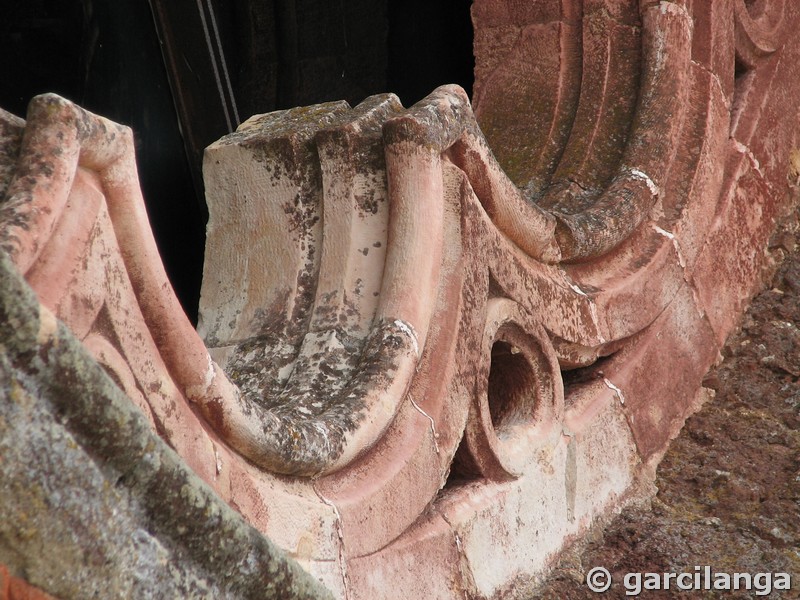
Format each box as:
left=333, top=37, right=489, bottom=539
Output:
left=415, top=6, right=693, bottom=266
left=311, top=94, right=402, bottom=338
left=198, top=318, right=419, bottom=476
left=549, top=2, right=693, bottom=261
left=734, top=0, right=786, bottom=68
left=214, top=87, right=552, bottom=476
left=443, top=84, right=563, bottom=262
left=538, top=4, right=641, bottom=212
left=199, top=100, right=350, bottom=352
left=471, top=0, right=583, bottom=194
left=235, top=95, right=409, bottom=474
left=0, top=94, right=227, bottom=414
left=198, top=89, right=514, bottom=476
left=198, top=91, right=459, bottom=475
left=1, top=95, right=87, bottom=273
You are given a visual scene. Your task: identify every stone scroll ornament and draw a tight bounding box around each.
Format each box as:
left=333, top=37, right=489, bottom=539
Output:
left=1, top=1, right=799, bottom=598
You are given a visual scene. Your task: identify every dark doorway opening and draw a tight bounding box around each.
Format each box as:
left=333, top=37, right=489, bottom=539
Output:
left=388, top=0, right=475, bottom=106
left=0, top=0, right=475, bottom=322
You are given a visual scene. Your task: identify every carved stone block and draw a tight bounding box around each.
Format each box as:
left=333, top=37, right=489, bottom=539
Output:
left=2, top=1, right=799, bottom=598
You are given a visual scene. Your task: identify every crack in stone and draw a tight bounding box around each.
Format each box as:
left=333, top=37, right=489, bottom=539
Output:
left=652, top=224, right=687, bottom=269
left=567, top=281, right=606, bottom=344
left=733, top=139, right=765, bottom=178
left=313, top=482, right=350, bottom=599
left=408, top=393, right=440, bottom=454
left=603, top=377, right=626, bottom=405
left=630, top=168, right=660, bottom=198
left=438, top=509, right=476, bottom=599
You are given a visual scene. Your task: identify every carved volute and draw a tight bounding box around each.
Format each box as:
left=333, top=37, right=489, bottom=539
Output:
left=1, top=1, right=798, bottom=598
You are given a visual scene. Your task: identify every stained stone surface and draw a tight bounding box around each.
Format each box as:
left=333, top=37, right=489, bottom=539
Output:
left=2, top=1, right=800, bottom=599
left=0, top=251, right=331, bottom=599
left=534, top=217, right=800, bottom=599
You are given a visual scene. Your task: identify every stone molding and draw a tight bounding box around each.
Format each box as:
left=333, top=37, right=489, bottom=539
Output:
left=1, top=1, right=799, bottom=598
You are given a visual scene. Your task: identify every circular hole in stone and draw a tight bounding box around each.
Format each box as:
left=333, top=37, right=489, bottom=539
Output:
left=487, top=336, right=539, bottom=436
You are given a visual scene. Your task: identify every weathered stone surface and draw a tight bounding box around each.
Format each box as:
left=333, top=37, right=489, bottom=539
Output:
left=3, top=1, right=800, bottom=598
left=534, top=231, right=800, bottom=597
left=0, top=252, right=331, bottom=599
